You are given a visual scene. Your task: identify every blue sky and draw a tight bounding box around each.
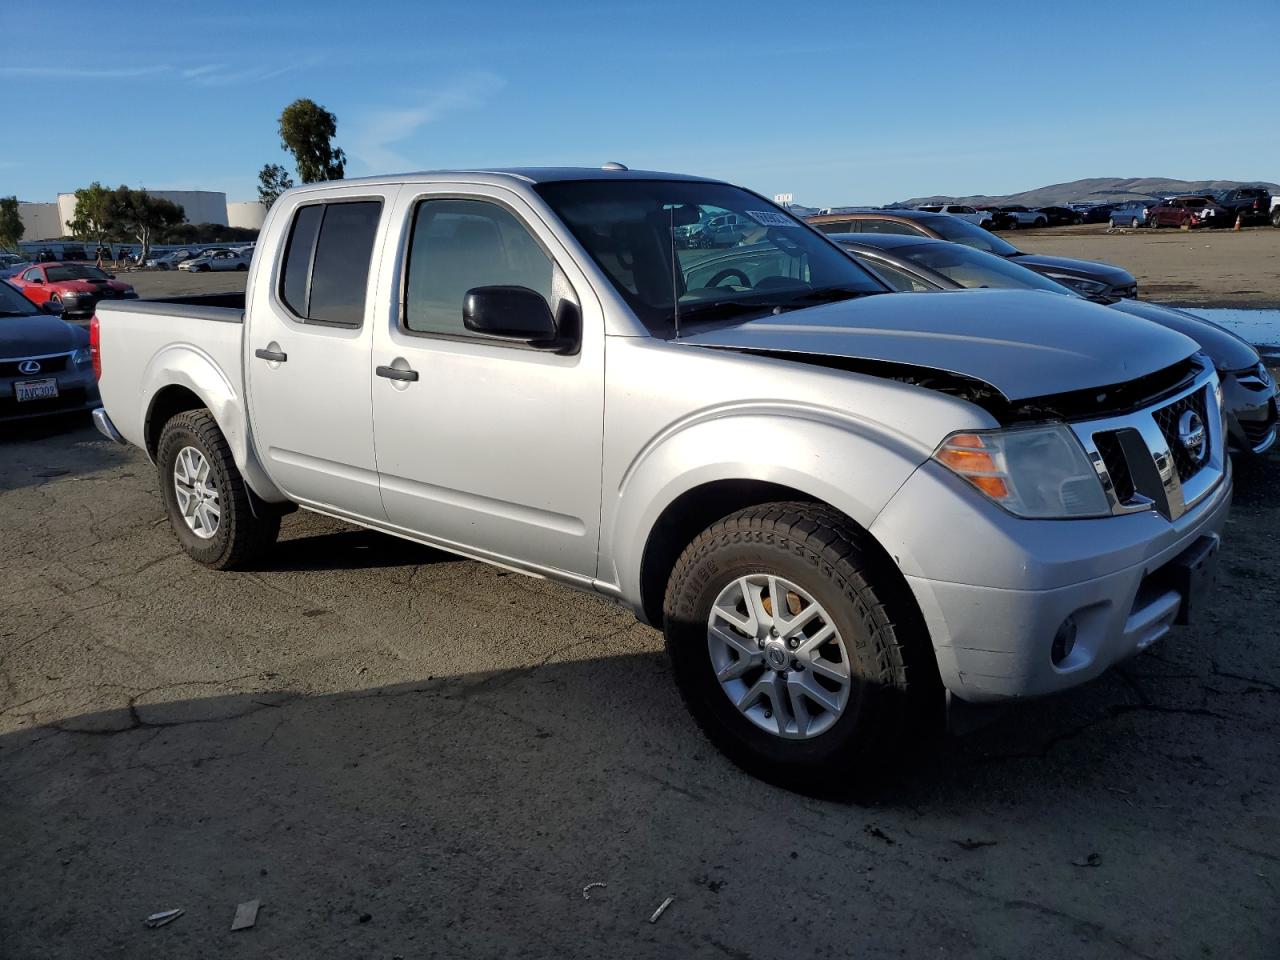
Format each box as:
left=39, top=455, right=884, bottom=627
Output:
left=2, top=0, right=1277, bottom=208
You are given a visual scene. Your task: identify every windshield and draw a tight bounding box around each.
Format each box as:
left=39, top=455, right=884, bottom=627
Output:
left=535, top=180, right=886, bottom=334
left=46, top=264, right=109, bottom=282
left=922, top=214, right=1019, bottom=256
left=0, top=281, right=41, bottom=316
left=893, top=242, right=1076, bottom=296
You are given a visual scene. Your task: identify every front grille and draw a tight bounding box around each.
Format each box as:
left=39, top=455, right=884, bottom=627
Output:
left=0, top=354, right=70, bottom=377
left=1093, top=431, right=1135, bottom=502
left=1241, top=400, right=1277, bottom=445
left=1153, top=387, right=1210, bottom=482
left=0, top=386, right=87, bottom=419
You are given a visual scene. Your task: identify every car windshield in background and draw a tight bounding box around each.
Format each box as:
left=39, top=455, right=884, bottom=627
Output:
left=922, top=214, right=1020, bottom=256
left=893, top=242, right=1075, bottom=295
left=0, top=282, right=41, bottom=316
left=535, top=180, right=886, bottom=335
left=45, top=265, right=109, bottom=282
left=1184, top=199, right=1209, bottom=208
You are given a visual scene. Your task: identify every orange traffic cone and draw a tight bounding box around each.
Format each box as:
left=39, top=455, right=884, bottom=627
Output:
left=1234, top=214, right=1242, bottom=231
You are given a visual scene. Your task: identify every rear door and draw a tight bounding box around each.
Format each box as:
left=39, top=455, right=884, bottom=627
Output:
left=245, top=190, right=398, bottom=521
left=369, top=185, right=605, bottom=578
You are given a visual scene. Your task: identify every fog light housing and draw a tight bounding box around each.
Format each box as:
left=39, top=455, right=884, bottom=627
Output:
left=1051, top=616, right=1078, bottom=665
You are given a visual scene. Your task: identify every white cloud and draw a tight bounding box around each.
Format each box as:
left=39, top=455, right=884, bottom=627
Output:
left=0, top=65, right=169, bottom=78
left=347, top=73, right=506, bottom=172
left=183, top=58, right=319, bottom=88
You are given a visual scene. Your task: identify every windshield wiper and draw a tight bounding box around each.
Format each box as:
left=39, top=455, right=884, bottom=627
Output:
left=671, top=297, right=782, bottom=326
left=777, top=286, right=879, bottom=308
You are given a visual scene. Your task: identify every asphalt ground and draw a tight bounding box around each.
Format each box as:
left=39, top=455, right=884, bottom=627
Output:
left=2, top=265, right=1278, bottom=958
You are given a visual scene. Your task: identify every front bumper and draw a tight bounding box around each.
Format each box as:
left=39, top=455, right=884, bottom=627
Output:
left=1222, top=370, right=1277, bottom=456
left=0, top=362, right=100, bottom=422
left=870, top=459, right=1232, bottom=703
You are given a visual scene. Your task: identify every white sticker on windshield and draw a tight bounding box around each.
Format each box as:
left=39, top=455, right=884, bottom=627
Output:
left=745, top=210, right=797, bottom=227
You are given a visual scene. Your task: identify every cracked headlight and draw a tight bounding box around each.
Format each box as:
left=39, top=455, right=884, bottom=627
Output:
left=934, top=425, right=1111, bottom=519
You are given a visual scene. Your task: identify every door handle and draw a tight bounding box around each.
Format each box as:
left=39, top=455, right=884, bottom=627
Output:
left=254, top=347, right=287, bottom=363
left=376, top=364, right=419, bottom=382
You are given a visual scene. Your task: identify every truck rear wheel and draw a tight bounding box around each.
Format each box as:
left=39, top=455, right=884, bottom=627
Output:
left=157, top=409, right=280, bottom=570
left=663, top=502, right=941, bottom=790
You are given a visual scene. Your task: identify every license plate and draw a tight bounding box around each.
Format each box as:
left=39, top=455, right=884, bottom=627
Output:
left=1172, top=536, right=1219, bottom=625
left=15, top=378, right=59, bottom=402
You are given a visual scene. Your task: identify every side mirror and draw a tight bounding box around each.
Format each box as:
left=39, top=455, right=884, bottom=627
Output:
left=42, top=299, right=64, bottom=315
left=463, top=286, right=559, bottom=346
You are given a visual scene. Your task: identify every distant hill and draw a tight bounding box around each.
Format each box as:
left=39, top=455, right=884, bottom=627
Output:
left=893, top=177, right=1279, bottom=209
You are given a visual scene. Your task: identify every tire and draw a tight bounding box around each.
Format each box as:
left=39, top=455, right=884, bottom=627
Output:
left=1131, top=217, right=1140, bottom=229
left=1035, top=217, right=1047, bottom=228
left=1272, top=207, right=1280, bottom=228
left=156, top=409, right=280, bottom=570
left=662, top=502, right=941, bottom=791
left=236, top=263, right=248, bottom=271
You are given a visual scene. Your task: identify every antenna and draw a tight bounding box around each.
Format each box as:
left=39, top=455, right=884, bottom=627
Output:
left=669, top=205, right=680, bottom=340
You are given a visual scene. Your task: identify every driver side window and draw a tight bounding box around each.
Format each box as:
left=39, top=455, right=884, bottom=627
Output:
left=404, top=198, right=555, bottom=337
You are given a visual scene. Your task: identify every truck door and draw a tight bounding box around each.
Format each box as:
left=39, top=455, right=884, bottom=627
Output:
left=245, top=191, right=396, bottom=521
left=369, top=187, right=604, bottom=578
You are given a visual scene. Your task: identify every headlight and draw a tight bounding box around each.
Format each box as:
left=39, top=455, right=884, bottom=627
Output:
left=933, top=425, right=1111, bottom=519
left=1046, top=274, right=1109, bottom=296
left=71, top=346, right=92, bottom=368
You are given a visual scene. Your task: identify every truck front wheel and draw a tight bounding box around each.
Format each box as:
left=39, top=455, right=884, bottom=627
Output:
left=663, top=502, right=941, bottom=790
left=156, top=409, right=280, bottom=570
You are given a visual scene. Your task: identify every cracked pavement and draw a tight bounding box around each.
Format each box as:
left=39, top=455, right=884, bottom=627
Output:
left=1, top=415, right=1277, bottom=959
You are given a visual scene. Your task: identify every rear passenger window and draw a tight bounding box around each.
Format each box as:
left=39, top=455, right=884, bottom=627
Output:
left=403, top=198, right=554, bottom=337
left=815, top=220, right=854, bottom=234
left=278, top=200, right=382, bottom=326
left=858, top=219, right=916, bottom=236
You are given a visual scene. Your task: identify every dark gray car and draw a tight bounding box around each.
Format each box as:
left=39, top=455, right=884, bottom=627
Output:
left=0, top=281, right=100, bottom=422
left=832, top=233, right=1277, bottom=458
left=809, top=208, right=1138, bottom=300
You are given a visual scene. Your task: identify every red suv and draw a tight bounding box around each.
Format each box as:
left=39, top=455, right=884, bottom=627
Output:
left=1148, top=196, right=1227, bottom=229
left=9, top=262, right=138, bottom=319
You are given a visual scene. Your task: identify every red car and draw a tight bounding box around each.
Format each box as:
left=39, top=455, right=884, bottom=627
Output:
left=1148, top=196, right=1227, bottom=229
left=9, top=261, right=138, bottom=319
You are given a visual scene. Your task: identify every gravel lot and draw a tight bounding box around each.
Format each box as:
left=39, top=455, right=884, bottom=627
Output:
left=2, top=260, right=1278, bottom=958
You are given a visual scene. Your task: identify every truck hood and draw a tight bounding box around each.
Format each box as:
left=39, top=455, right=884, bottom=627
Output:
left=0, top=313, right=86, bottom=357
left=676, top=289, right=1199, bottom=402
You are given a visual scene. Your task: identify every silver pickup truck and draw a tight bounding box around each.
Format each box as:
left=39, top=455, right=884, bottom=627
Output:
left=92, top=167, right=1230, bottom=787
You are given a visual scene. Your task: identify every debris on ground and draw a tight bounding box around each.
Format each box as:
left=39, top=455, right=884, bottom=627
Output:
left=582, top=882, right=607, bottom=900
left=358, top=912, right=372, bottom=924
left=648, top=896, right=675, bottom=924
left=1072, top=853, right=1103, bottom=868
left=144, top=908, right=183, bottom=928
left=864, top=824, right=895, bottom=845
left=952, top=838, right=998, bottom=851
left=230, top=899, right=260, bottom=931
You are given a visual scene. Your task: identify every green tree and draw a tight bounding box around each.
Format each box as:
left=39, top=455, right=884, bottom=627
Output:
left=113, top=186, right=186, bottom=265
left=257, top=163, right=295, bottom=206
left=0, top=196, right=23, bottom=252
left=67, top=182, right=120, bottom=248
left=278, top=98, right=346, bottom=183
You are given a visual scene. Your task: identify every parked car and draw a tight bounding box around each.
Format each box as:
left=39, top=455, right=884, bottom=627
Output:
left=8, top=262, right=138, bottom=319
left=700, top=212, right=755, bottom=247
left=0, top=278, right=100, bottom=421
left=989, top=205, right=1047, bottom=229
left=915, top=204, right=993, bottom=227
left=1272, top=196, right=1280, bottom=228
left=1149, top=196, right=1227, bottom=229
left=178, top=249, right=251, bottom=272
left=1212, top=187, right=1272, bottom=226
left=1082, top=203, right=1117, bottom=224
left=0, top=253, right=30, bottom=280
left=807, top=208, right=1138, bottom=298
left=92, top=166, right=1229, bottom=787
left=1034, top=206, right=1083, bottom=227
left=1109, top=201, right=1155, bottom=229
left=831, top=233, right=1277, bottom=457
left=146, top=249, right=197, bottom=270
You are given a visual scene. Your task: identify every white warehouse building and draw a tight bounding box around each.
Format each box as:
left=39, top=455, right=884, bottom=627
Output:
left=11, top=191, right=268, bottom=243
left=56, top=189, right=230, bottom=232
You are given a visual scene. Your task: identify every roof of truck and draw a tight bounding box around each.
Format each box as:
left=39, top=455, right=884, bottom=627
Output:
left=329, top=166, right=722, bottom=187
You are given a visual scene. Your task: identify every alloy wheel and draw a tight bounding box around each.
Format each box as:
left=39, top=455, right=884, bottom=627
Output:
left=173, top=446, right=221, bottom=539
